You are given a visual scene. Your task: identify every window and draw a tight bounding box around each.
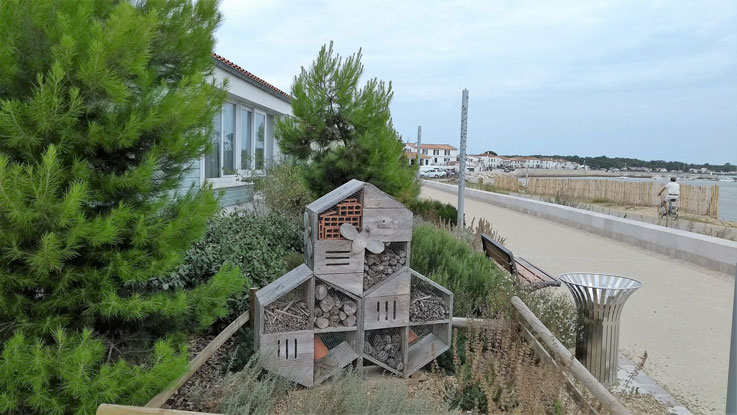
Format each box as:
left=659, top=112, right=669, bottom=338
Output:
left=445, top=150, right=450, bottom=155
left=254, top=112, right=266, bottom=170
left=204, top=102, right=278, bottom=183
left=240, top=108, right=252, bottom=169
left=205, top=103, right=236, bottom=178
left=433, top=149, right=439, bottom=155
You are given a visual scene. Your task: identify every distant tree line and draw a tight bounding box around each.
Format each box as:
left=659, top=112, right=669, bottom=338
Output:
left=503, top=154, right=736, bottom=172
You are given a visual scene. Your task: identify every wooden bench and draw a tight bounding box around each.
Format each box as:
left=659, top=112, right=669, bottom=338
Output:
left=481, top=234, right=560, bottom=290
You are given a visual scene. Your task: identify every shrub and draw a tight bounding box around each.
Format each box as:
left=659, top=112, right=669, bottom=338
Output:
left=408, top=198, right=459, bottom=226
left=411, top=223, right=509, bottom=316
left=152, top=210, right=304, bottom=327
left=254, top=162, right=315, bottom=219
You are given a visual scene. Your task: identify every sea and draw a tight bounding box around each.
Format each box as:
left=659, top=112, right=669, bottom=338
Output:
left=522, top=176, right=737, bottom=222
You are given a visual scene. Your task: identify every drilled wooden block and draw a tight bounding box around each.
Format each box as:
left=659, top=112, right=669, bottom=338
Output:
left=363, top=294, right=410, bottom=330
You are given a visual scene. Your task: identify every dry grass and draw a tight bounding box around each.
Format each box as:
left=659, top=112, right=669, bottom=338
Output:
left=445, top=321, right=575, bottom=414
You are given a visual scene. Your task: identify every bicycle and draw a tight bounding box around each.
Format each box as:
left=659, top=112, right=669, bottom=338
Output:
left=657, top=198, right=678, bottom=223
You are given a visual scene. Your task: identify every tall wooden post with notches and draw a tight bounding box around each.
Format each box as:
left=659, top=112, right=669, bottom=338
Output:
left=254, top=180, right=453, bottom=386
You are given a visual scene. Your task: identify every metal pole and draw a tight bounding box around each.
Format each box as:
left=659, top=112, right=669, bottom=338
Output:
left=416, top=125, right=421, bottom=179
left=457, top=89, right=468, bottom=228
left=727, top=264, right=737, bottom=414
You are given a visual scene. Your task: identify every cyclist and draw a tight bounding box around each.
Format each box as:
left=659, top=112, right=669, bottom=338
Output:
left=657, top=177, right=680, bottom=215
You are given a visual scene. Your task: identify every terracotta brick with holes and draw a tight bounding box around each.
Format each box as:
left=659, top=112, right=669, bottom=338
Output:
left=318, top=198, right=362, bottom=240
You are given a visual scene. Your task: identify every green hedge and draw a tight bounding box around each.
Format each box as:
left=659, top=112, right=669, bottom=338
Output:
left=408, top=199, right=459, bottom=226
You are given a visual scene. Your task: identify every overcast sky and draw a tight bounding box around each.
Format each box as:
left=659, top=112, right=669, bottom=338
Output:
left=215, top=0, right=737, bottom=164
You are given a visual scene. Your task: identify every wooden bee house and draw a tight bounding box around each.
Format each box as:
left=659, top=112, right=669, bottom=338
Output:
left=256, top=180, right=452, bottom=386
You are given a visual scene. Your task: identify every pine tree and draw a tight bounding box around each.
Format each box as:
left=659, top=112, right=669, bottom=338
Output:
left=276, top=42, right=419, bottom=202
left=0, top=1, right=244, bottom=413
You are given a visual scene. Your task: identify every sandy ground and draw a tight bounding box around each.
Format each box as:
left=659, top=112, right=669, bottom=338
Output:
left=422, top=186, right=733, bottom=415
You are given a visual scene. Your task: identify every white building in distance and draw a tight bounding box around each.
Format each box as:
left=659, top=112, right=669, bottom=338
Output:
left=403, top=143, right=458, bottom=166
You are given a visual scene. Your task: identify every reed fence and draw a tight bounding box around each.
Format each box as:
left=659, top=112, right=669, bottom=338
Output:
left=486, top=175, right=521, bottom=193
left=524, top=178, right=719, bottom=218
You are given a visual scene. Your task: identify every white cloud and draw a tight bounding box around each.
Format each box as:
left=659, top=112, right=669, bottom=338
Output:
left=214, top=0, right=737, bottom=163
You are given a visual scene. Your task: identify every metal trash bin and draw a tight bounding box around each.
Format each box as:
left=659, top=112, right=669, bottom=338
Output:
left=559, top=272, right=642, bottom=386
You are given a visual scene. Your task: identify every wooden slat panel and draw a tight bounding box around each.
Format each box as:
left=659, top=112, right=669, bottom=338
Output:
left=313, top=240, right=364, bottom=274
left=516, top=257, right=560, bottom=288
left=481, top=234, right=516, bottom=274
left=362, top=183, right=406, bottom=209
left=363, top=294, right=410, bottom=330
left=260, top=330, right=314, bottom=387
left=362, top=208, right=413, bottom=242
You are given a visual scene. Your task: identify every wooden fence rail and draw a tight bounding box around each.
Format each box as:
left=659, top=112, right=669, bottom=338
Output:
left=524, top=178, right=719, bottom=218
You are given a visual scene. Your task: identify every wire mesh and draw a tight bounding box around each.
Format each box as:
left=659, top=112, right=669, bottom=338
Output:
left=314, top=331, right=357, bottom=380
left=314, top=282, right=359, bottom=329
left=363, top=328, right=403, bottom=371
left=364, top=241, right=409, bottom=291
left=318, top=191, right=364, bottom=240
left=409, top=324, right=432, bottom=346
left=410, top=276, right=450, bottom=322
left=263, top=279, right=311, bottom=334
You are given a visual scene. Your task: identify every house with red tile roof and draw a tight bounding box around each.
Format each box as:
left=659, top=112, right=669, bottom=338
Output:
left=179, top=54, right=292, bottom=209
left=403, top=142, right=458, bottom=166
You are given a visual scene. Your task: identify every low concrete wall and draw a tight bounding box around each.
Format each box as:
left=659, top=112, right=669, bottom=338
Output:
left=424, top=181, right=737, bottom=275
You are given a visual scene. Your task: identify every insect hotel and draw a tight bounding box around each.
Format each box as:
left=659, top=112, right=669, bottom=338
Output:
left=253, top=180, right=453, bottom=386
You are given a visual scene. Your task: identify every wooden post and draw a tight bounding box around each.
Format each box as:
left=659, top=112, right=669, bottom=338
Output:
left=457, top=89, right=468, bottom=228
left=249, top=287, right=258, bottom=329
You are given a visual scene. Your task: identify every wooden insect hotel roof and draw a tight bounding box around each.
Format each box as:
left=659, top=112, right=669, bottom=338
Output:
left=254, top=180, right=452, bottom=386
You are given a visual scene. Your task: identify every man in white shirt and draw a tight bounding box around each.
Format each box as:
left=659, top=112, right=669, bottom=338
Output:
left=658, top=177, right=680, bottom=213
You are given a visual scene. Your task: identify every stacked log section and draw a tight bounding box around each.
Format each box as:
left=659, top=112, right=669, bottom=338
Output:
left=263, top=299, right=310, bottom=333
left=364, top=244, right=407, bottom=290
left=314, top=283, right=358, bottom=329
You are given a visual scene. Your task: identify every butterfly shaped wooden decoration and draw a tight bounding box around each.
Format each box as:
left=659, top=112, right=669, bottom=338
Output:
left=340, top=223, right=384, bottom=254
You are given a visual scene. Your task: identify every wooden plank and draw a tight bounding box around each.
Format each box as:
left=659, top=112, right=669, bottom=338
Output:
left=315, top=272, right=363, bottom=297
left=260, top=330, right=314, bottom=387
left=304, top=210, right=316, bottom=269
left=256, top=264, right=313, bottom=306
left=404, top=333, right=449, bottom=375
left=365, top=270, right=410, bottom=297
left=313, top=240, right=364, bottom=275
left=305, top=179, right=364, bottom=215
left=314, top=341, right=358, bottom=384
left=481, top=234, right=516, bottom=274
left=362, top=183, right=406, bottom=209
left=98, top=404, right=221, bottom=415
left=363, top=353, right=403, bottom=377
left=362, top=208, right=413, bottom=242
left=516, top=257, right=560, bottom=288
left=145, top=311, right=250, bottom=408
left=363, top=294, right=410, bottom=330
left=260, top=330, right=314, bottom=368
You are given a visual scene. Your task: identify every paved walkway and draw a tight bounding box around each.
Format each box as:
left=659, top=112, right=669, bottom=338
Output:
left=422, top=186, right=733, bottom=415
